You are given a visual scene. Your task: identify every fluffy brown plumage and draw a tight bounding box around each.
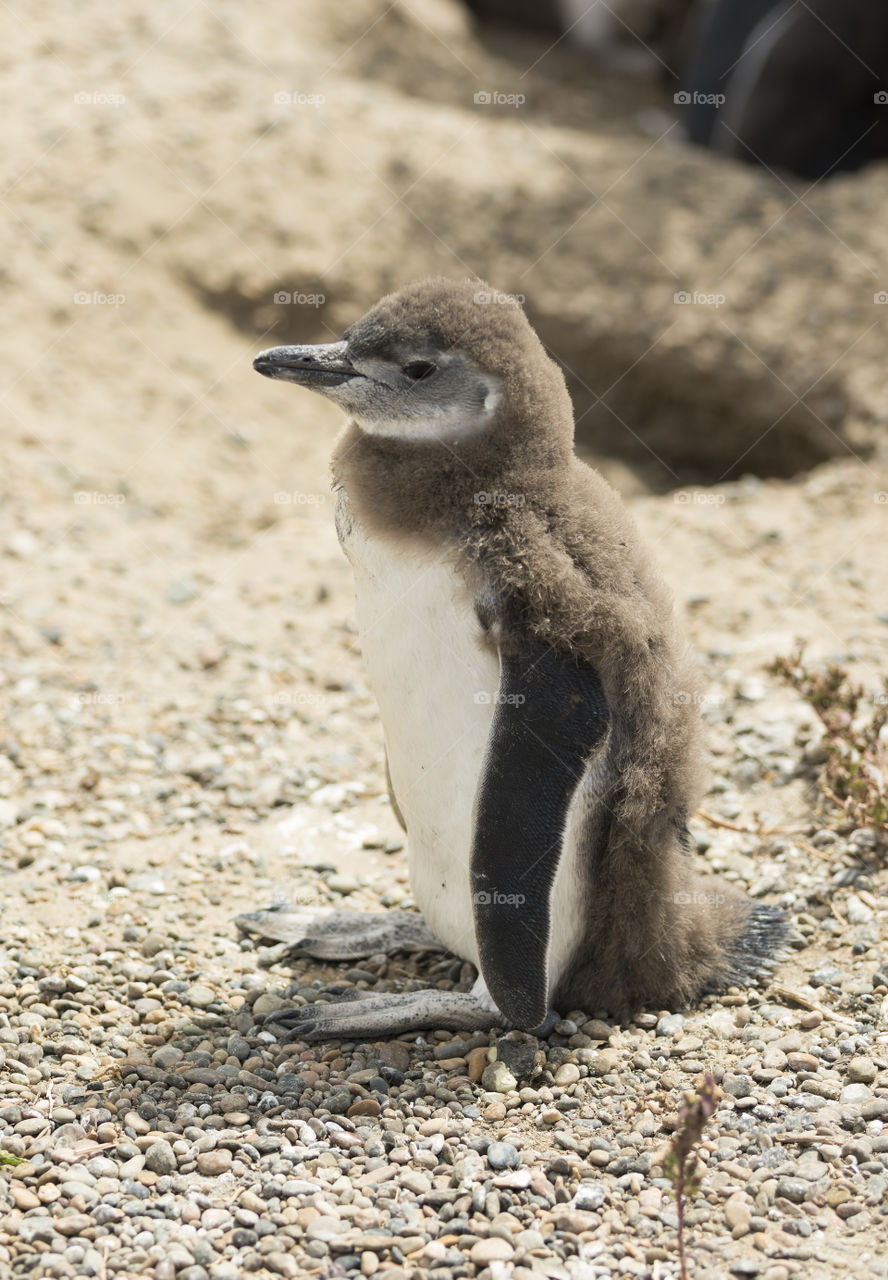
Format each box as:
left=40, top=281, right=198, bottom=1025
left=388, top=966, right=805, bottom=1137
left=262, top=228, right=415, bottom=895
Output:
left=331, top=276, right=785, bottom=1017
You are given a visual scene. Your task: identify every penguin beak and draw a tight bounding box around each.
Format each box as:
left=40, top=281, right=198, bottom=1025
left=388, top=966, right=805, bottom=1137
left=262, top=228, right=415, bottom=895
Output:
left=253, top=340, right=357, bottom=388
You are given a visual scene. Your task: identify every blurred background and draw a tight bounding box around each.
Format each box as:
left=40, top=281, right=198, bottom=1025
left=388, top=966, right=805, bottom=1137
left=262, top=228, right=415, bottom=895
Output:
left=5, top=0, right=888, bottom=500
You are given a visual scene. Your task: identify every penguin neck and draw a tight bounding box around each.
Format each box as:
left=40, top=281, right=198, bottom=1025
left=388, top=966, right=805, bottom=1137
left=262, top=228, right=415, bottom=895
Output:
left=331, top=419, right=572, bottom=544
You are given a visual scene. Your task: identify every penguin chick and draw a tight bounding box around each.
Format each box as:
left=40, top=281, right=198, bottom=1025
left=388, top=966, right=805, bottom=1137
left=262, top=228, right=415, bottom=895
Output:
left=245, top=277, right=787, bottom=1040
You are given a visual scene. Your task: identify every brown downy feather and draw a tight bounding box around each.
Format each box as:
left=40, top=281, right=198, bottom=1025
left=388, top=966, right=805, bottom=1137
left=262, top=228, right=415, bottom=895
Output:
left=332, top=276, right=786, bottom=1016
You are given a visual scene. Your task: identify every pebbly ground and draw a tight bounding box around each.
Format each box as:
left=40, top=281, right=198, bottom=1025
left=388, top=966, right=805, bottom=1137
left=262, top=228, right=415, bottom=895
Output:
left=2, top=441, right=888, bottom=1280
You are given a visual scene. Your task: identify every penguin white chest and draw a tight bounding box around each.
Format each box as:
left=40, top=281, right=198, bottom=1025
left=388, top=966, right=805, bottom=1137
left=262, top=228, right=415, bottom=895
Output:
left=337, top=509, right=498, bottom=967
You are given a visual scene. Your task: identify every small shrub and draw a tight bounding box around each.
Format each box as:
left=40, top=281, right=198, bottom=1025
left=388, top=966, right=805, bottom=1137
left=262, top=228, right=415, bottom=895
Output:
left=770, top=644, right=887, bottom=850
left=664, top=1073, right=722, bottom=1280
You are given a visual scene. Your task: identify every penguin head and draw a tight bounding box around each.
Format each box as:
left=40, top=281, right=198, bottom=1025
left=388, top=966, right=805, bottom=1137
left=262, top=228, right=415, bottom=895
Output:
left=254, top=277, right=573, bottom=450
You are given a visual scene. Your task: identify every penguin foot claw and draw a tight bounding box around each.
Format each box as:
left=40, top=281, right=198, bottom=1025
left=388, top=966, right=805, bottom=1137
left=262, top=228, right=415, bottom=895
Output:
left=262, top=987, right=365, bottom=1028
left=262, top=989, right=507, bottom=1041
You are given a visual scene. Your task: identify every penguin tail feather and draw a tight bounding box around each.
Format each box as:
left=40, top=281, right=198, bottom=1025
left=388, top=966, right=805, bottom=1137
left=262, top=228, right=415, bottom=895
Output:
left=716, top=901, right=793, bottom=990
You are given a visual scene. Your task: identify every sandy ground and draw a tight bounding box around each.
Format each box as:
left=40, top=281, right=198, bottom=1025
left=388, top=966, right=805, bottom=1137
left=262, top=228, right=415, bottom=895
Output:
left=2, top=2, right=888, bottom=1277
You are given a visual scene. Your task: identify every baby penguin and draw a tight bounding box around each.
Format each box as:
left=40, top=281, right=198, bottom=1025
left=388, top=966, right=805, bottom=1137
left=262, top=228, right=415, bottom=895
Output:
left=243, top=277, right=785, bottom=1039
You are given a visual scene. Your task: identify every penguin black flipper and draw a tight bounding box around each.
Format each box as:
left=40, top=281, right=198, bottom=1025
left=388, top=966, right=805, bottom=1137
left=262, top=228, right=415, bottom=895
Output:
left=471, top=634, right=610, bottom=1032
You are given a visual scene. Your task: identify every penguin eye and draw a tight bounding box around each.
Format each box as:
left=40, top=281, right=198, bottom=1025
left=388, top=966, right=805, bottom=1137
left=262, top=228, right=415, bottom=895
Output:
left=402, top=361, right=437, bottom=381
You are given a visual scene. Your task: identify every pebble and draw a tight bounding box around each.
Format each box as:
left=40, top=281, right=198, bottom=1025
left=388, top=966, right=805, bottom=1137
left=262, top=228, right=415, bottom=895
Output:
left=591, top=1047, right=621, bottom=1075
left=574, top=1184, right=606, bottom=1210
left=786, top=1052, right=819, bottom=1072
left=799, top=1010, right=823, bottom=1029
left=554, top=1018, right=577, bottom=1036
left=327, top=873, right=360, bottom=894
left=144, top=1140, right=177, bottom=1175
left=253, top=993, right=286, bottom=1017
left=306, top=1215, right=348, bottom=1241
left=841, top=1083, right=873, bottom=1103
left=847, top=1056, right=877, bottom=1084
left=582, top=1019, right=613, bottom=1040
left=11, top=1188, right=40, bottom=1210
left=553, top=1061, right=580, bottom=1086
left=553, top=1208, right=598, bottom=1233
left=197, top=1149, right=232, bottom=1175
left=185, top=984, right=217, bottom=1008
left=844, top=894, right=874, bottom=924
left=470, top=1238, right=515, bottom=1264
left=481, top=1061, right=517, bottom=1093
left=378, top=1042, right=410, bottom=1071
left=348, top=1098, right=381, bottom=1117
left=776, top=1177, right=808, bottom=1203
left=494, top=1038, right=540, bottom=1081
left=18, top=1218, right=57, bottom=1244
left=466, top=1045, right=490, bottom=1081
left=725, top=1196, right=752, bottom=1235
left=656, top=1014, right=684, bottom=1036
left=487, top=1142, right=520, bottom=1169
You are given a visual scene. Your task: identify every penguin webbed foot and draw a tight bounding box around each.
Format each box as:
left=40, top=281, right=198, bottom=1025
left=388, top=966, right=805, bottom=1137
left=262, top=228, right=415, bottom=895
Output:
left=234, top=904, right=446, bottom=962
left=263, top=989, right=509, bottom=1041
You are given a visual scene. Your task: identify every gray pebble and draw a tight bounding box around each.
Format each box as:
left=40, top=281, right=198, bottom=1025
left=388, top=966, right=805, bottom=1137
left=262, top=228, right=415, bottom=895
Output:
left=144, top=1140, right=178, bottom=1175
left=776, top=1177, right=808, bottom=1203
left=487, top=1142, right=520, bottom=1169
left=494, top=1038, right=540, bottom=1081
left=185, top=984, right=217, bottom=1008
left=574, top=1184, right=606, bottom=1210
left=17, top=1217, right=58, bottom=1243
left=842, top=1083, right=873, bottom=1103
left=327, top=873, right=360, bottom=894
left=153, top=1045, right=184, bottom=1068
left=656, top=1014, right=684, bottom=1036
